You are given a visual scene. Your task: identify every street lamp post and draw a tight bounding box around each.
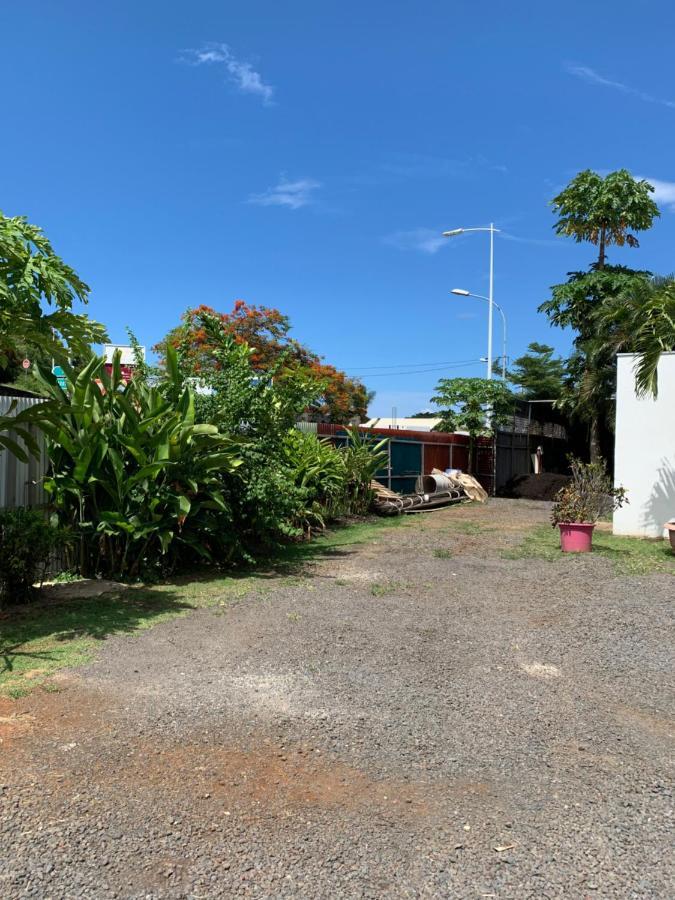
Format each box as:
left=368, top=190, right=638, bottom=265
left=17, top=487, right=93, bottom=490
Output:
left=442, top=224, right=500, bottom=379
left=451, top=289, right=507, bottom=379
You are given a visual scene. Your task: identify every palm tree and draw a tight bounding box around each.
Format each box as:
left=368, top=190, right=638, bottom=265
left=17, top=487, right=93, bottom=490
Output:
left=597, top=276, right=675, bottom=398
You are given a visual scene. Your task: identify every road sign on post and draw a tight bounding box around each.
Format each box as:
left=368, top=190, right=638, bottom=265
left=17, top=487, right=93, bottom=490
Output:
left=52, top=365, right=68, bottom=390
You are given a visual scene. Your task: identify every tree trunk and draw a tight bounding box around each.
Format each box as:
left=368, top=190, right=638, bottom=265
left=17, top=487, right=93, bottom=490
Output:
left=589, top=414, right=602, bottom=464
left=598, top=227, right=606, bottom=270
left=467, top=436, right=474, bottom=473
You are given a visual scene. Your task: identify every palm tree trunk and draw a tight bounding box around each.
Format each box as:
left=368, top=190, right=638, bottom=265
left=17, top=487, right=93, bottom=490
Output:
left=598, top=226, right=606, bottom=270
left=589, top=415, right=601, bottom=464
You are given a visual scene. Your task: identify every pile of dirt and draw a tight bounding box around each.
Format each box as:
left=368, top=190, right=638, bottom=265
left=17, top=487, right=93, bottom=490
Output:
left=499, top=472, right=570, bottom=501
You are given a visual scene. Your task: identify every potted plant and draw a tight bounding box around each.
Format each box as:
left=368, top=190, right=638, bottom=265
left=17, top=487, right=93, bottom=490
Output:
left=551, top=458, right=627, bottom=553
left=665, top=520, right=675, bottom=554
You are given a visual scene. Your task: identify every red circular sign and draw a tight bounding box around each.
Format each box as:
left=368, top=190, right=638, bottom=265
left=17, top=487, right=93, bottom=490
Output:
left=22, top=358, right=31, bottom=369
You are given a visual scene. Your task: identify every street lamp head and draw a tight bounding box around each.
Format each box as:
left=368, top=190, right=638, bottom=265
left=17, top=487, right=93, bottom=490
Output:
left=442, top=228, right=464, bottom=237
left=451, top=288, right=471, bottom=296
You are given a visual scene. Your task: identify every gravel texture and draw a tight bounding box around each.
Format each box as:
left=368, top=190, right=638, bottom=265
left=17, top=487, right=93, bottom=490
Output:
left=1, top=499, right=673, bottom=898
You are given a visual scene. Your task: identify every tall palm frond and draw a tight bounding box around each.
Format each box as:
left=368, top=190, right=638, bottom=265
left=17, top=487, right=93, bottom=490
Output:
left=596, top=276, right=675, bottom=398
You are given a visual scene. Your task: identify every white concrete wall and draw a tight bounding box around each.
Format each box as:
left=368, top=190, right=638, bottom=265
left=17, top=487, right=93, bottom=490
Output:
left=613, top=352, right=675, bottom=537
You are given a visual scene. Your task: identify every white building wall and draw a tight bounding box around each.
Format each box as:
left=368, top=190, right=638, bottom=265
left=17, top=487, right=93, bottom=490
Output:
left=613, top=352, right=675, bottom=537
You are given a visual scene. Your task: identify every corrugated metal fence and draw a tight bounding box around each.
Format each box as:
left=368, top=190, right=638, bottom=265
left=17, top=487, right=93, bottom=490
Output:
left=0, top=397, right=48, bottom=509
left=317, top=423, right=495, bottom=495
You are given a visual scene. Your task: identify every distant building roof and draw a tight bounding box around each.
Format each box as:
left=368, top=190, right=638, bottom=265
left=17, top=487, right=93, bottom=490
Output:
left=364, top=417, right=442, bottom=432
left=103, top=344, right=145, bottom=366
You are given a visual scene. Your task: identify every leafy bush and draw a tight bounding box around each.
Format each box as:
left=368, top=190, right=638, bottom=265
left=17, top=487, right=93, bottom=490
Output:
left=340, top=425, right=388, bottom=516
left=282, top=427, right=389, bottom=534
left=0, top=509, right=62, bottom=604
left=35, top=348, right=242, bottom=579
left=551, top=457, right=627, bottom=526
left=180, top=327, right=319, bottom=557
left=283, top=430, right=349, bottom=534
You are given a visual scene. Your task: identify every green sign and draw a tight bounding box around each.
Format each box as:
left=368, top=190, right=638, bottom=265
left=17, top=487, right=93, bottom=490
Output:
left=52, top=365, right=68, bottom=390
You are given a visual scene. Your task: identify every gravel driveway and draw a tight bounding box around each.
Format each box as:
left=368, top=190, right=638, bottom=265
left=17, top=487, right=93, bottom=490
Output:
left=1, top=499, right=673, bottom=898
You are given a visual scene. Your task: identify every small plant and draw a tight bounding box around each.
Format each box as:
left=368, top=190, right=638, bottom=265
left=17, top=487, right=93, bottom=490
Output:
left=433, top=548, right=453, bottom=559
left=370, top=580, right=402, bottom=596
left=0, top=509, right=63, bottom=604
left=340, top=425, right=389, bottom=516
left=551, top=457, right=627, bottom=526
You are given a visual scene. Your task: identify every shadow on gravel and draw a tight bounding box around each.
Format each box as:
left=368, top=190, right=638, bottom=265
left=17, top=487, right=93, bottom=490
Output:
left=0, top=586, right=191, bottom=690
left=0, top=517, right=400, bottom=697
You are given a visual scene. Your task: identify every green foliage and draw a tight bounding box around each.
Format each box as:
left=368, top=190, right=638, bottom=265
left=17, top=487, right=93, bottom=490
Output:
left=156, top=302, right=371, bottom=423
left=0, top=509, right=63, bottom=604
left=540, top=266, right=651, bottom=337
left=281, top=427, right=388, bottom=535
left=283, top=430, right=348, bottom=533
left=174, top=316, right=320, bottom=555
left=551, top=169, right=659, bottom=266
left=595, top=276, right=675, bottom=398
left=551, top=457, right=627, bottom=526
left=0, top=210, right=108, bottom=373
left=0, top=210, right=109, bottom=461
left=503, top=342, right=566, bottom=400
left=0, top=399, right=53, bottom=463
left=168, top=313, right=387, bottom=549
left=431, top=377, right=514, bottom=435
left=431, top=377, right=513, bottom=471
left=35, top=349, right=242, bottom=579
left=505, top=523, right=675, bottom=576
left=340, top=425, right=389, bottom=516
left=542, top=170, right=660, bottom=460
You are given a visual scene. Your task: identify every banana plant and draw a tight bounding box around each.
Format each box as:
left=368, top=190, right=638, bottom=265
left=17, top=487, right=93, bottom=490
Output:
left=0, top=401, right=51, bottom=462
left=340, top=425, right=389, bottom=516
left=34, top=347, right=242, bottom=578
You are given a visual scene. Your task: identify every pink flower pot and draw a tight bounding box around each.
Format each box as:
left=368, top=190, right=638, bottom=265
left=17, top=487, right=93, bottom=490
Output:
left=558, top=522, right=595, bottom=553
left=665, top=523, right=675, bottom=554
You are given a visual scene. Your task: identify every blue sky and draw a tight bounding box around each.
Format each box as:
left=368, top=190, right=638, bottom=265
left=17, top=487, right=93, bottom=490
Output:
left=3, top=1, right=675, bottom=415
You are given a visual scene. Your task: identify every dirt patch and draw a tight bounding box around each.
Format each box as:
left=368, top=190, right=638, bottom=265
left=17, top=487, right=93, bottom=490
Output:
left=0, top=706, right=35, bottom=748
left=499, top=472, right=570, bottom=501
left=119, top=740, right=433, bottom=818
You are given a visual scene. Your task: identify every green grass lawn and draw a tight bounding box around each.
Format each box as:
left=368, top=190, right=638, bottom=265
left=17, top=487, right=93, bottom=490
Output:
left=0, top=516, right=401, bottom=699
left=504, top=523, right=675, bottom=576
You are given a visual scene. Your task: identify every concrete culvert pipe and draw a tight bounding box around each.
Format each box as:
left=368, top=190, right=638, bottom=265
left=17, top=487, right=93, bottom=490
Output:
left=416, top=473, right=455, bottom=494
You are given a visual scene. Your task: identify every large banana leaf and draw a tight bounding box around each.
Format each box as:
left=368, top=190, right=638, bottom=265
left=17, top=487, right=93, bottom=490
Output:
left=35, top=350, right=244, bottom=578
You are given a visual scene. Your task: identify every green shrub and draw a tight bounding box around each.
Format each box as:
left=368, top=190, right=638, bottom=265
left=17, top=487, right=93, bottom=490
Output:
left=185, top=330, right=318, bottom=557
left=0, top=508, right=62, bottom=604
left=283, top=430, right=348, bottom=534
left=35, top=348, right=242, bottom=580
left=551, top=457, right=627, bottom=526
left=341, top=425, right=388, bottom=516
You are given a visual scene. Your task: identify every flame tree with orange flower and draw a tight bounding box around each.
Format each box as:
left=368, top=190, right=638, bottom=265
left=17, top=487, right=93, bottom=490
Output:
left=154, top=301, right=371, bottom=422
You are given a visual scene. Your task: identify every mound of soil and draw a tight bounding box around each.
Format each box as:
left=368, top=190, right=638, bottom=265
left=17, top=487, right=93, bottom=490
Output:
left=499, top=472, right=570, bottom=501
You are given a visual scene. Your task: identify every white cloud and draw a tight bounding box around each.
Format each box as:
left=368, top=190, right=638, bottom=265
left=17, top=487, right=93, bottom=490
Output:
left=565, top=63, right=675, bottom=110
left=640, top=177, right=675, bottom=211
left=382, top=227, right=449, bottom=254
left=179, top=43, right=274, bottom=105
left=248, top=177, right=321, bottom=210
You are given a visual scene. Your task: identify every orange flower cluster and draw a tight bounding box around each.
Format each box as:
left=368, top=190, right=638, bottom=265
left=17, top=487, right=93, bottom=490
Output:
left=154, top=301, right=368, bottom=423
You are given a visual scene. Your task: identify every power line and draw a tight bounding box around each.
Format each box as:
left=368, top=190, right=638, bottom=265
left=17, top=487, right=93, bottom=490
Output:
left=343, top=357, right=480, bottom=372
left=348, top=360, right=481, bottom=378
